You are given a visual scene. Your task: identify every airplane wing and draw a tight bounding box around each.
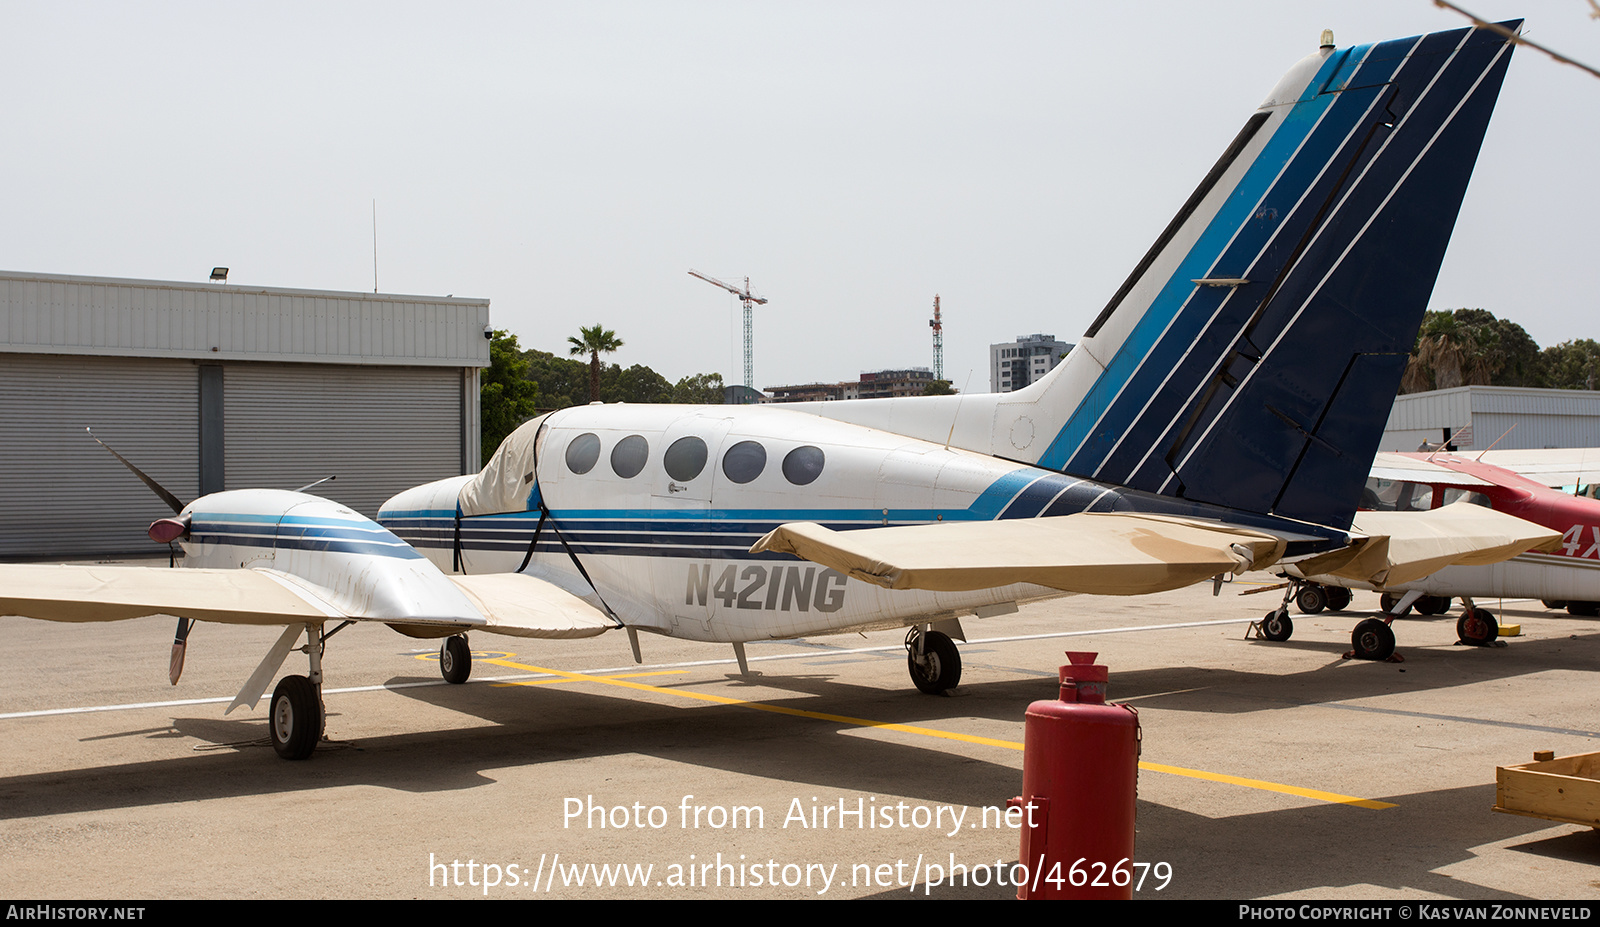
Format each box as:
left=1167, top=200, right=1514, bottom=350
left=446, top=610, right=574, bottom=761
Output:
left=1286, top=501, right=1561, bottom=587
left=750, top=513, right=1286, bottom=595
left=0, top=563, right=615, bottom=639
left=1475, top=448, right=1600, bottom=489
left=448, top=573, right=616, bottom=639
left=1369, top=452, right=1495, bottom=487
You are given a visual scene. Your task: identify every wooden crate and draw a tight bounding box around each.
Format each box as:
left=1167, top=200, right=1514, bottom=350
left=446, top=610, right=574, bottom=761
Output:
left=1495, top=752, right=1600, bottom=828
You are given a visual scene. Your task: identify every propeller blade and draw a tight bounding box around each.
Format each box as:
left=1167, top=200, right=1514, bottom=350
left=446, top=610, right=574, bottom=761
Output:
left=169, top=618, right=193, bottom=685
left=86, top=428, right=186, bottom=515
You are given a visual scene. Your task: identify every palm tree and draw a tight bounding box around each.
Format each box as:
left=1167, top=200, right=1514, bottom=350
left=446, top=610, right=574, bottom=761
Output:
left=1402, top=309, right=1502, bottom=393
left=568, top=324, right=624, bottom=402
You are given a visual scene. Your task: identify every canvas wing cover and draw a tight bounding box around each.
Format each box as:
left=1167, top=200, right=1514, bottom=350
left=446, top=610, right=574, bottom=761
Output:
left=0, top=564, right=338, bottom=624
left=0, top=562, right=614, bottom=639
left=448, top=573, right=615, bottom=638
left=751, top=513, right=1286, bottom=595
left=1288, top=501, right=1561, bottom=587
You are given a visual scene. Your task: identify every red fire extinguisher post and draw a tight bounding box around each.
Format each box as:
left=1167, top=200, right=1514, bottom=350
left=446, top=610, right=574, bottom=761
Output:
left=1011, top=651, right=1140, bottom=900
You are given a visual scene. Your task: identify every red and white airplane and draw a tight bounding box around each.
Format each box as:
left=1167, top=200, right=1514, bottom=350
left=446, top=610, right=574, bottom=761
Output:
left=1281, top=449, right=1597, bottom=651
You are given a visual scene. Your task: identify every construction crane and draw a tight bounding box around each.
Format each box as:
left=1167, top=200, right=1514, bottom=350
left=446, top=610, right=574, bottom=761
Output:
left=688, top=269, right=767, bottom=402
left=929, top=294, right=944, bottom=382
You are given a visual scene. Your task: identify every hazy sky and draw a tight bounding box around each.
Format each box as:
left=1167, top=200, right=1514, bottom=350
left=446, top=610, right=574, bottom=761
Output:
left=2, top=1, right=1594, bottom=392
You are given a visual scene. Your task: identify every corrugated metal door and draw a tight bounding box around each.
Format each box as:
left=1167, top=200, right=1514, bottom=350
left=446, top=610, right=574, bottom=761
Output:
left=224, top=363, right=462, bottom=517
left=0, top=354, right=199, bottom=558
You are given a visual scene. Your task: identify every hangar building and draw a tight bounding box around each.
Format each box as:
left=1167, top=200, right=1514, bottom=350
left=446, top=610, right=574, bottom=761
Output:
left=1380, top=385, right=1600, bottom=452
left=0, top=271, right=489, bottom=559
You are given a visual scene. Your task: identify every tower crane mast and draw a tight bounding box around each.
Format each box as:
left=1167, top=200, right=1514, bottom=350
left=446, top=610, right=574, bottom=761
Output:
left=688, top=269, right=767, bottom=402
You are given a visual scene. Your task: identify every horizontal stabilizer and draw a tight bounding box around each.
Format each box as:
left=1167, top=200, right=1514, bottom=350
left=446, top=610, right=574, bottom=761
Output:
left=1289, top=501, right=1560, bottom=587
left=751, top=514, right=1286, bottom=596
left=448, top=573, right=617, bottom=639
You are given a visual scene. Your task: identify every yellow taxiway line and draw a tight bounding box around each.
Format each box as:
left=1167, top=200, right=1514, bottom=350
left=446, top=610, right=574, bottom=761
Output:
left=481, top=656, right=1396, bottom=811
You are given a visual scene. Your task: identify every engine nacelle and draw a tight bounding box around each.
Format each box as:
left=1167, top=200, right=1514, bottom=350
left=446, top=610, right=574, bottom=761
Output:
left=179, top=489, right=480, bottom=626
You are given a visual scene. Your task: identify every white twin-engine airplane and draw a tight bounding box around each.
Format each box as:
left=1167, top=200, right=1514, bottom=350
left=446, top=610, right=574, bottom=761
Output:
left=1, top=22, right=1549, bottom=760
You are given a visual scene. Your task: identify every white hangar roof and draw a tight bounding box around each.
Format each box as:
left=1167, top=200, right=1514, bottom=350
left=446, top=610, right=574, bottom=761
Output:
left=0, top=270, right=490, bottom=368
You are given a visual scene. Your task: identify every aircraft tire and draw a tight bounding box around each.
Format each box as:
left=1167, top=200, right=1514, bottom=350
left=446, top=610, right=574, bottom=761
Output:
left=269, top=675, right=321, bottom=761
left=1295, top=586, right=1326, bottom=615
left=1417, top=596, right=1451, bottom=616
left=907, top=630, right=962, bottom=694
left=1456, top=609, right=1498, bottom=647
left=1325, top=587, right=1353, bottom=612
left=1567, top=602, right=1600, bottom=618
left=441, top=635, right=472, bottom=684
left=1261, top=609, right=1293, bottom=642
left=1350, top=618, right=1396, bottom=662
left=1378, top=593, right=1412, bottom=616
left=1543, top=600, right=1565, bottom=610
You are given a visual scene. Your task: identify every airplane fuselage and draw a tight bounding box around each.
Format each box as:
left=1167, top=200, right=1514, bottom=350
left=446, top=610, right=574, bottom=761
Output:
left=379, top=403, right=1341, bottom=643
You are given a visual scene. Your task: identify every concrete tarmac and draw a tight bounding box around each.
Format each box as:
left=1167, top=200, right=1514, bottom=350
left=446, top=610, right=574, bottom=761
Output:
left=2, top=571, right=1598, bottom=900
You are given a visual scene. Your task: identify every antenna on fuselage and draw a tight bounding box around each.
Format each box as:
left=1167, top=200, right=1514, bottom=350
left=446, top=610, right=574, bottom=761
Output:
left=294, top=475, right=338, bottom=494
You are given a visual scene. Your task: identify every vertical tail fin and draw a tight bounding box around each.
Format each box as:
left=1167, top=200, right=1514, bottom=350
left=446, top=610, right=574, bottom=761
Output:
left=1025, top=22, right=1517, bottom=528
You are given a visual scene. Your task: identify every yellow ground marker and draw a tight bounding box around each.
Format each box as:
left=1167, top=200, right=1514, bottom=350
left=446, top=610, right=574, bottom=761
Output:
left=1137, top=761, right=1395, bottom=809
left=493, top=670, right=689, bottom=688
left=481, top=656, right=1394, bottom=810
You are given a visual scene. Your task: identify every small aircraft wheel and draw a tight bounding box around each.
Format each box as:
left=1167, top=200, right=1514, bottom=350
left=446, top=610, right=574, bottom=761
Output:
left=1418, top=595, right=1453, bottom=616
left=1351, top=618, right=1396, bottom=662
left=1294, top=586, right=1327, bottom=615
left=1542, top=599, right=1565, bottom=610
left=1567, top=602, right=1600, bottom=618
left=1325, top=587, right=1352, bottom=612
left=907, top=630, right=962, bottom=694
left=1261, top=609, right=1293, bottom=642
left=269, top=675, right=322, bottom=760
left=440, top=635, right=472, bottom=684
left=1456, top=608, right=1498, bottom=647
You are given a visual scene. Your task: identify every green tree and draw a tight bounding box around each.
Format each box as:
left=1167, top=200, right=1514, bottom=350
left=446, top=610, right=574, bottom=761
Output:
left=568, top=324, right=624, bottom=403
left=1539, top=339, right=1600, bottom=391
left=1401, top=308, right=1534, bottom=393
left=605, top=364, right=674, bottom=404
left=923, top=379, right=956, bottom=396
left=671, top=372, right=726, bottom=404
left=523, top=349, right=589, bottom=410
left=480, top=330, right=540, bottom=463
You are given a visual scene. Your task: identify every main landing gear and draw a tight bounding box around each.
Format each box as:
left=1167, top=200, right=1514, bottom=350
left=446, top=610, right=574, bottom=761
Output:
left=1257, top=580, right=1400, bottom=661
left=1456, top=606, right=1499, bottom=647
left=906, top=625, right=962, bottom=694
left=270, top=675, right=322, bottom=760
left=440, top=634, right=472, bottom=684
left=1258, top=581, right=1353, bottom=644
left=1258, top=580, right=1352, bottom=643
left=1350, top=617, right=1396, bottom=661
left=266, top=624, right=330, bottom=760
left=1293, top=583, right=1352, bottom=615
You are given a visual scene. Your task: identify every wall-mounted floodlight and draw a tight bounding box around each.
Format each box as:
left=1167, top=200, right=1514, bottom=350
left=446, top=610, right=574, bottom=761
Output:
left=210, top=267, right=229, bottom=282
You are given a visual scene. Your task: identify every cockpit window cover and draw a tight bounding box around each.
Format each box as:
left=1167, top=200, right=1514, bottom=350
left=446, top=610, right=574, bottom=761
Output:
left=459, top=414, right=554, bottom=516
